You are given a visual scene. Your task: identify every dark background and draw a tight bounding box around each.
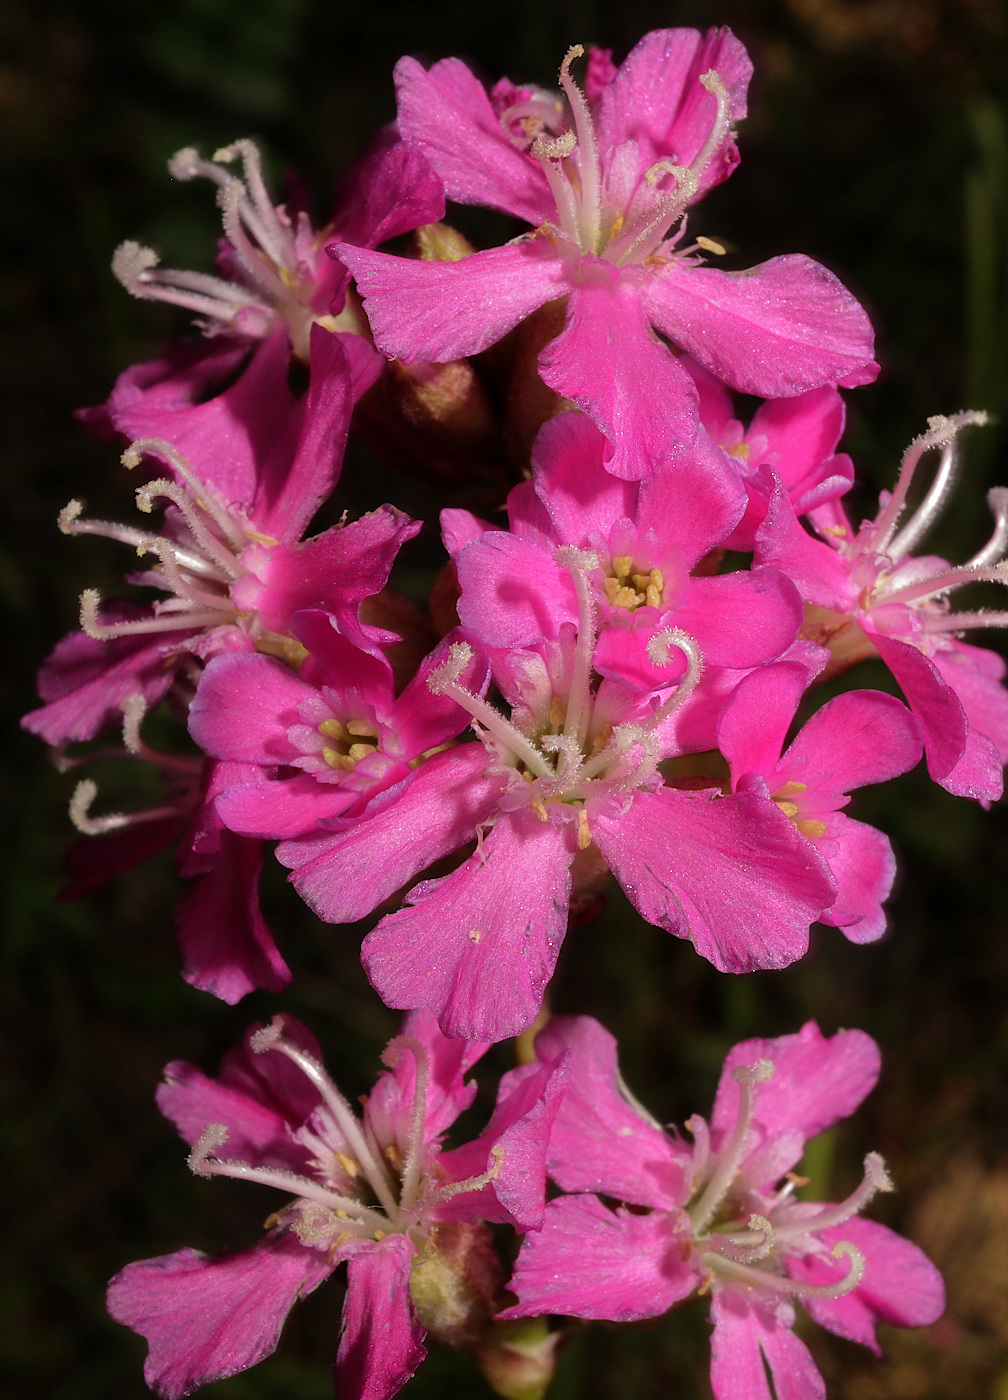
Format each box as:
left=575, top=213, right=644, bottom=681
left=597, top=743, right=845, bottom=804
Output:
left=4, top=1, right=1008, bottom=1396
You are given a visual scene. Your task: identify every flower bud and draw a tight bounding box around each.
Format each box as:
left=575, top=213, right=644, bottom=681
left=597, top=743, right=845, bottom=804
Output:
left=409, top=1222, right=503, bottom=1349
left=474, top=1318, right=562, bottom=1400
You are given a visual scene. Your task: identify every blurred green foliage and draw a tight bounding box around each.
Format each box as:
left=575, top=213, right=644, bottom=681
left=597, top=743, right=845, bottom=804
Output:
left=3, top=0, right=1008, bottom=1396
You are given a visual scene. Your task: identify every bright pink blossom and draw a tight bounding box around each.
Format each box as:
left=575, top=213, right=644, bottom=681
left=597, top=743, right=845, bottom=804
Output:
left=685, top=358, right=855, bottom=549
left=444, top=412, right=803, bottom=691
left=717, top=660, right=923, bottom=942
left=98, top=131, right=444, bottom=405
left=107, top=1012, right=567, bottom=1400
left=25, top=328, right=416, bottom=749
left=755, top=410, right=1008, bottom=801
left=504, top=1017, right=944, bottom=1399
left=358, top=546, right=836, bottom=1043
left=336, top=30, right=877, bottom=478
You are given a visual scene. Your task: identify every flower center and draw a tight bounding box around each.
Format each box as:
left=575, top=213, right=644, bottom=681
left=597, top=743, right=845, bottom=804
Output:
left=428, top=549, right=702, bottom=846
left=602, top=555, right=664, bottom=611
left=317, top=716, right=382, bottom=771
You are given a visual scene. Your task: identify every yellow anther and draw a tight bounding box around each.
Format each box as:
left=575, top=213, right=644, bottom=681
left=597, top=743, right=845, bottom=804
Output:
left=468, top=928, right=482, bottom=943
left=776, top=799, right=800, bottom=819
left=608, top=214, right=624, bottom=238
left=373, top=1230, right=386, bottom=1241
left=346, top=719, right=377, bottom=738
left=603, top=576, right=622, bottom=601
left=645, top=583, right=662, bottom=608
left=775, top=781, right=807, bottom=799
left=347, top=742, right=375, bottom=763
left=322, top=747, right=355, bottom=771
left=650, top=569, right=664, bottom=591
left=612, top=555, right=632, bottom=579
left=821, top=524, right=848, bottom=538
left=531, top=798, right=549, bottom=822
left=631, top=573, right=651, bottom=591
left=696, top=235, right=726, bottom=256
left=725, top=441, right=750, bottom=459
left=798, top=818, right=827, bottom=839
left=549, top=696, right=566, bottom=728
left=577, top=807, right=592, bottom=850
left=318, top=718, right=346, bottom=741
left=336, top=1152, right=360, bottom=1178
left=590, top=723, right=613, bottom=755
left=385, top=1143, right=404, bottom=1171
left=613, top=585, right=640, bottom=610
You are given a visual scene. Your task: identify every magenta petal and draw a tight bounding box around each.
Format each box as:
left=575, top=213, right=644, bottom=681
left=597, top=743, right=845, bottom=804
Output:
left=710, top=1292, right=825, bottom=1400
left=394, top=56, right=552, bottom=224
left=635, top=436, right=747, bottom=568
left=435, top=1055, right=569, bottom=1230
left=107, top=1237, right=333, bottom=1400
left=675, top=570, right=803, bottom=668
left=60, top=817, right=186, bottom=900
left=816, top=814, right=896, bottom=943
left=750, top=386, right=846, bottom=486
left=538, top=276, right=699, bottom=479
left=335, top=1235, right=426, bottom=1400
left=718, top=662, right=807, bottom=781
left=279, top=746, right=502, bottom=923
left=592, top=786, right=835, bottom=973
left=503, top=1194, right=698, bottom=1322
left=597, top=27, right=751, bottom=195
left=533, top=1015, right=690, bottom=1209
left=24, top=625, right=180, bottom=745
left=642, top=255, right=878, bottom=398
left=188, top=652, right=315, bottom=763
left=456, top=532, right=576, bottom=646
left=336, top=240, right=569, bottom=363
left=174, top=831, right=289, bottom=1004
left=712, top=1021, right=880, bottom=1152
left=799, top=1218, right=944, bottom=1353
left=786, top=688, right=923, bottom=791
left=754, top=473, right=856, bottom=608
left=216, top=775, right=358, bottom=838
left=869, top=634, right=968, bottom=785
left=531, top=413, right=638, bottom=544
left=361, top=811, right=573, bottom=1042
left=253, top=325, right=352, bottom=541
left=389, top=630, right=491, bottom=759
left=155, top=1061, right=311, bottom=1173
left=330, top=135, right=446, bottom=252
left=366, top=1007, right=488, bottom=1144
left=238, top=504, right=421, bottom=642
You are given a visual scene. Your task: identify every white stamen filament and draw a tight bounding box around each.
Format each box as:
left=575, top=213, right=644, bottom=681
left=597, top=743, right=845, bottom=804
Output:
left=704, top=1239, right=865, bottom=1300
left=382, top=1035, right=431, bottom=1212
left=557, top=45, right=602, bottom=253
left=887, top=439, right=960, bottom=561
left=880, top=560, right=1008, bottom=609
left=217, top=179, right=292, bottom=303
left=135, top=478, right=242, bottom=577
left=187, top=1124, right=391, bottom=1231
left=122, top=438, right=250, bottom=551
left=214, top=140, right=297, bottom=269
left=427, top=645, right=554, bottom=780
left=714, top=1213, right=776, bottom=1263
left=965, top=487, right=1008, bottom=569
left=689, top=1060, right=774, bottom=1234
left=254, top=1027, right=401, bottom=1220
left=872, top=412, right=988, bottom=554
left=772, top=1153, right=893, bottom=1241
left=79, top=587, right=233, bottom=639
left=557, top=546, right=600, bottom=751
left=424, top=1145, right=505, bottom=1205
left=68, top=778, right=181, bottom=836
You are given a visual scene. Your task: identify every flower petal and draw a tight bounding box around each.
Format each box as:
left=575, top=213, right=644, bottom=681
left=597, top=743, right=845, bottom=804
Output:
left=503, top=1194, right=698, bottom=1322
left=642, top=255, right=878, bottom=398
left=335, top=1235, right=427, bottom=1400
left=361, top=810, right=573, bottom=1041
left=107, top=1237, right=333, bottom=1400
left=538, top=274, right=699, bottom=479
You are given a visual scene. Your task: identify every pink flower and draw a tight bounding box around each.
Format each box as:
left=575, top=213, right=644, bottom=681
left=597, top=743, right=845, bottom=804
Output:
left=336, top=30, right=877, bottom=479
left=755, top=410, right=1008, bottom=801
left=25, top=328, right=416, bottom=747
left=107, top=1012, right=566, bottom=1400
left=102, top=131, right=443, bottom=391
left=717, top=660, right=923, bottom=942
left=444, top=412, right=803, bottom=691
left=685, top=358, right=855, bottom=550
left=504, top=1017, right=945, bottom=1399
left=357, top=545, right=836, bottom=1043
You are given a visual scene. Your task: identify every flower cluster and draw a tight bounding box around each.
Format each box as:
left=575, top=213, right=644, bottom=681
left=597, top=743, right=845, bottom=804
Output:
left=25, top=23, right=999, bottom=1400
